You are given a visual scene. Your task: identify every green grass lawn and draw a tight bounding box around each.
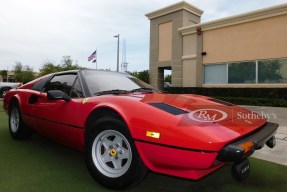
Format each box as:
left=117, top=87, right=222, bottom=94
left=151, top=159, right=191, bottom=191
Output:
left=0, top=100, right=287, bottom=192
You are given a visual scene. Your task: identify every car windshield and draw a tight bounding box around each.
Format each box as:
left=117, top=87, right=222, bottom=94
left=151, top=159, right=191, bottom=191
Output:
left=82, top=70, right=157, bottom=95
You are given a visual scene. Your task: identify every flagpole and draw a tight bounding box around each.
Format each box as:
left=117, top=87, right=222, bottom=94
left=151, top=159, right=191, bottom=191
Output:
left=96, top=48, right=97, bottom=70
left=88, top=49, right=97, bottom=69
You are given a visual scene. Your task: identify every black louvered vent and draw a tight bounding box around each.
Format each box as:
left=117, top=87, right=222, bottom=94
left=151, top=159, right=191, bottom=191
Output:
left=149, top=103, right=188, bottom=115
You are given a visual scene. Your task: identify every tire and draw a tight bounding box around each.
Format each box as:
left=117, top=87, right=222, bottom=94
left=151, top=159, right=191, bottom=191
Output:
left=9, top=102, right=32, bottom=140
left=231, top=158, right=250, bottom=181
left=85, top=116, right=148, bottom=190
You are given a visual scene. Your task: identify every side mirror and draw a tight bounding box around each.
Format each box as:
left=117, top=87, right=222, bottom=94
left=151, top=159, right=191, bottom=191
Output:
left=47, top=90, right=71, bottom=102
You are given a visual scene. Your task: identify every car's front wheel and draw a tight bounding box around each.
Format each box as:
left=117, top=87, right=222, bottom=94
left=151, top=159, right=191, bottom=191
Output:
left=9, top=102, right=32, bottom=139
left=85, top=116, right=147, bottom=190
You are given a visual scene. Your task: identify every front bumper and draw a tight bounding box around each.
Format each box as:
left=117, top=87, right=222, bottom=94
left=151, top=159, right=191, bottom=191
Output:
left=217, top=122, right=278, bottom=162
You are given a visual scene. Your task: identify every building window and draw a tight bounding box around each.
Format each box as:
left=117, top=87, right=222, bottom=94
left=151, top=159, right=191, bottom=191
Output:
left=204, top=58, right=287, bottom=84
left=228, top=61, right=256, bottom=84
left=204, top=64, right=226, bottom=84
left=258, top=58, right=287, bottom=83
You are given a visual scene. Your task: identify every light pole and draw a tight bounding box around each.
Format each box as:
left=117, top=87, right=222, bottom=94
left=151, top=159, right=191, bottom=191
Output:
left=6, top=67, right=8, bottom=82
left=114, top=34, right=120, bottom=72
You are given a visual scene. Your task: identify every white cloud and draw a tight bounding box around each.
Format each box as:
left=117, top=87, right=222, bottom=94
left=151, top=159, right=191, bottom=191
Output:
left=0, top=0, right=286, bottom=72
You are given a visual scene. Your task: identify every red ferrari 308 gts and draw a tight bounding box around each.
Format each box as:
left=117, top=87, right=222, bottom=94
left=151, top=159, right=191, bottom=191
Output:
left=3, top=69, right=278, bottom=189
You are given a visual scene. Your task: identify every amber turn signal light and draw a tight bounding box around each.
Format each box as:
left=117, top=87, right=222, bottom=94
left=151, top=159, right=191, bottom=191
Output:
left=240, top=141, right=255, bottom=154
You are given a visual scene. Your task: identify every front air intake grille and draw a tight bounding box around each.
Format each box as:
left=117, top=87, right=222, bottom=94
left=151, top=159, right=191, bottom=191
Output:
left=148, top=103, right=188, bottom=115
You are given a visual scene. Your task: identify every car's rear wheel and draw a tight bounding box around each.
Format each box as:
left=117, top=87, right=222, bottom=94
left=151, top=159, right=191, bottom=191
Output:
left=85, top=116, right=148, bottom=190
left=9, top=102, right=32, bottom=139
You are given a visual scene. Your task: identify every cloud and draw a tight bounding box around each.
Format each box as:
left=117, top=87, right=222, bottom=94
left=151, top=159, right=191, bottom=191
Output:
left=0, top=0, right=286, bottom=72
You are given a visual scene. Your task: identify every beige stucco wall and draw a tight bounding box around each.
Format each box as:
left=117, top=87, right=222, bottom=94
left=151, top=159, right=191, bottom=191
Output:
left=158, top=22, right=172, bottom=62
left=203, top=14, right=287, bottom=64
left=182, top=31, right=204, bottom=87
left=182, top=34, right=198, bottom=87
left=182, top=60, right=196, bottom=86
left=183, top=34, right=197, bottom=56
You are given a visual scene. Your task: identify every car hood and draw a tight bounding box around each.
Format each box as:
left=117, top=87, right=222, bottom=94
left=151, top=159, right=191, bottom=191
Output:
left=131, top=93, right=267, bottom=143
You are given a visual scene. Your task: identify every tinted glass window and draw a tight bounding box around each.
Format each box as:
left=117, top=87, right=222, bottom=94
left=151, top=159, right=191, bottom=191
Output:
left=71, top=77, right=83, bottom=98
left=31, top=75, right=51, bottom=91
left=258, top=58, right=287, bottom=83
left=228, top=62, right=256, bottom=84
left=204, top=58, right=287, bottom=85
left=45, top=74, right=77, bottom=95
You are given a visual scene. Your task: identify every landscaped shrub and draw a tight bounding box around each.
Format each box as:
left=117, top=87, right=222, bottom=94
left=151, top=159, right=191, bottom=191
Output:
left=163, top=87, right=287, bottom=107
left=164, top=87, right=287, bottom=99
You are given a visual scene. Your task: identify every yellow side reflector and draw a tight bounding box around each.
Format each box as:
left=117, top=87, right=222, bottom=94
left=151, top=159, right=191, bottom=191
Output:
left=82, top=98, right=89, bottom=104
left=146, top=131, right=160, bottom=139
left=240, top=141, right=255, bottom=154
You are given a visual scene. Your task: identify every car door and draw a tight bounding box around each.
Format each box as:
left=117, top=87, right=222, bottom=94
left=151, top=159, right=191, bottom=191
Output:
left=32, top=72, right=85, bottom=150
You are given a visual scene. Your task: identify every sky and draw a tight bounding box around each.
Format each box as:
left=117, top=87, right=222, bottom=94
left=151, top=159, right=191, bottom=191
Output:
left=0, top=0, right=287, bottom=72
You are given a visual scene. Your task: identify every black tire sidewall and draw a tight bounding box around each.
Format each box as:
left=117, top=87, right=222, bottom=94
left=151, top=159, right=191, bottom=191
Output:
left=231, top=158, right=250, bottom=181
left=85, top=116, right=147, bottom=190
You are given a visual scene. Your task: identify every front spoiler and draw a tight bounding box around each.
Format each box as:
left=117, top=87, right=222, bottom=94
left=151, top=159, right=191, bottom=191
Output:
left=217, top=122, right=278, bottom=162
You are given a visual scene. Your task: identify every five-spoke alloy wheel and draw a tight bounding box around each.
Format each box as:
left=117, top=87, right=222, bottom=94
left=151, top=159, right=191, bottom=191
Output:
left=92, top=130, right=132, bottom=178
left=85, top=116, right=147, bottom=190
left=10, top=106, right=20, bottom=134
left=9, top=102, right=32, bottom=139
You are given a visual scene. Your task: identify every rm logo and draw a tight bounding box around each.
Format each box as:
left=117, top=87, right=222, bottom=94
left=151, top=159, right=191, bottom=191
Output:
left=188, top=109, right=228, bottom=122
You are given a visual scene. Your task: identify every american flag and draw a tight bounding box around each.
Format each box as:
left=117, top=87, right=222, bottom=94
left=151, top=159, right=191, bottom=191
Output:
left=88, top=50, right=97, bottom=62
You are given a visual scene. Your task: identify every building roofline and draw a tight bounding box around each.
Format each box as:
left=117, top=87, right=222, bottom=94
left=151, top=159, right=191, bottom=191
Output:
left=145, top=1, right=203, bottom=20
left=179, top=3, right=287, bottom=35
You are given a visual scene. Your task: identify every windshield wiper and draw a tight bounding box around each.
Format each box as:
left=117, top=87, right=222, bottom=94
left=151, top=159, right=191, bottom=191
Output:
left=94, top=89, right=130, bottom=96
left=130, top=88, right=155, bottom=93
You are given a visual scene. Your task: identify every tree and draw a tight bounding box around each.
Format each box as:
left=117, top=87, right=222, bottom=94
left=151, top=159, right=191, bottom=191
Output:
left=1, top=70, right=8, bottom=81
left=1, top=70, right=7, bottom=77
left=39, top=56, right=83, bottom=76
left=39, top=61, right=62, bottom=76
left=61, top=56, right=82, bottom=71
left=22, top=65, right=35, bottom=84
left=164, top=74, right=171, bottom=83
left=14, top=62, right=23, bottom=82
left=130, top=70, right=149, bottom=83
left=14, top=62, right=35, bottom=83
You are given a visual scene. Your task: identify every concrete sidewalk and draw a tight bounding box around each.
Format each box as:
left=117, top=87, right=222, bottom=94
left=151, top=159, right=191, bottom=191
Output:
left=243, top=106, right=287, bottom=166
